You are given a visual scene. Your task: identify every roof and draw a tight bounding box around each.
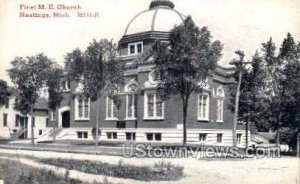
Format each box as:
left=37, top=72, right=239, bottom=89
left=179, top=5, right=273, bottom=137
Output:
left=124, top=0, right=184, bottom=35
left=257, top=132, right=276, bottom=140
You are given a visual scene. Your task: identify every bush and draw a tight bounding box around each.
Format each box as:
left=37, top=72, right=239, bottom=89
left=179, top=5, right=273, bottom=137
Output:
left=40, top=158, right=184, bottom=181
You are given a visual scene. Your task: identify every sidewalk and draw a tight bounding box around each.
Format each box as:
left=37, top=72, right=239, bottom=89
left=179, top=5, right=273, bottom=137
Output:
left=0, top=142, right=124, bottom=156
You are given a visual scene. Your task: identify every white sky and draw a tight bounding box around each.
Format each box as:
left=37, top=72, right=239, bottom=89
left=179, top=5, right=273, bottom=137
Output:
left=0, top=0, right=300, bottom=84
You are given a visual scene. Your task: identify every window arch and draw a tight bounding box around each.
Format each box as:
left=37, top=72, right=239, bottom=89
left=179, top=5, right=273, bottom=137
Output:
left=125, top=82, right=138, bottom=93
left=216, top=86, right=225, bottom=98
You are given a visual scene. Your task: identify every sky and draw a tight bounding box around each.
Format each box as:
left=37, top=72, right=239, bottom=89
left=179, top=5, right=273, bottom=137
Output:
left=0, top=0, right=300, bottom=84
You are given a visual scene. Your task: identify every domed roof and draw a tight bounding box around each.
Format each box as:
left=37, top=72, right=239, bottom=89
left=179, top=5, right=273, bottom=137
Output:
left=124, top=0, right=185, bottom=35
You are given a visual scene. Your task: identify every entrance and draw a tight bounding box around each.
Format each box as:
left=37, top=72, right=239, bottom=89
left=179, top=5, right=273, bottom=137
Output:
left=62, top=111, right=70, bottom=128
left=19, top=117, right=28, bottom=139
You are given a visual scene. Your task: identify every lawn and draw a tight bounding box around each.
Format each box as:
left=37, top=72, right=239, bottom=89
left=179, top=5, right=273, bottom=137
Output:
left=0, top=159, right=82, bottom=184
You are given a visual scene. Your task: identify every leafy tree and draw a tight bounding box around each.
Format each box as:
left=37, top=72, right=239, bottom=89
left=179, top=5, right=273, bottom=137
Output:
left=8, top=53, right=55, bottom=144
left=277, top=33, right=300, bottom=148
left=47, top=65, right=64, bottom=141
left=66, top=39, right=125, bottom=146
left=260, top=38, right=285, bottom=145
left=153, top=16, right=223, bottom=145
left=0, top=79, right=11, bottom=106
left=65, top=48, right=85, bottom=81
left=251, top=33, right=300, bottom=147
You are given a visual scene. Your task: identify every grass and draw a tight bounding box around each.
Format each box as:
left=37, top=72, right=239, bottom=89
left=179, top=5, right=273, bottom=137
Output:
left=40, top=158, right=184, bottom=181
left=0, top=140, right=12, bottom=144
left=0, top=159, right=82, bottom=184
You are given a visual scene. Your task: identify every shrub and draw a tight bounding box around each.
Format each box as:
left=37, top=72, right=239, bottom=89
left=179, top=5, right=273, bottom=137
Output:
left=40, top=158, right=184, bottom=181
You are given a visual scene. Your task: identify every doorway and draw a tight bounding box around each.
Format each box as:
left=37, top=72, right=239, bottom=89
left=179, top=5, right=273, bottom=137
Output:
left=62, top=111, right=70, bottom=128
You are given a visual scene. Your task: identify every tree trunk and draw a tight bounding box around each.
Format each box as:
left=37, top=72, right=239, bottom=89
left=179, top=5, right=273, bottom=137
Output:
left=276, top=128, right=280, bottom=146
left=245, top=119, right=249, bottom=149
left=53, top=126, right=56, bottom=142
left=297, top=132, right=300, bottom=157
left=233, top=69, right=242, bottom=147
left=95, top=97, right=100, bottom=147
left=31, top=109, right=34, bottom=145
left=275, top=116, right=280, bottom=146
left=182, top=97, right=188, bottom=146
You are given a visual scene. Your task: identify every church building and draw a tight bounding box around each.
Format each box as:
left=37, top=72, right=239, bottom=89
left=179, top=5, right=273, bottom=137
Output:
left=45, top=0, right=247, bottom=146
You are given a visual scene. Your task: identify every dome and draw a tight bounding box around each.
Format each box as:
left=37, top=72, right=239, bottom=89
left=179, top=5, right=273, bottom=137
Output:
left=124, top=0, right=185, bottom=35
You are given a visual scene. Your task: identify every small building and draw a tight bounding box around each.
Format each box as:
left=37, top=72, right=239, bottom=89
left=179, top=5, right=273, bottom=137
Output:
left=0, top=88, right=49, bottom=140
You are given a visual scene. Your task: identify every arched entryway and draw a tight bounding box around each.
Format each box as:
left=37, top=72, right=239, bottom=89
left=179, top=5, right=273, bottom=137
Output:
left=58, top=106, right=71, bottom=128
left=62, top=111, right=70, bottom=128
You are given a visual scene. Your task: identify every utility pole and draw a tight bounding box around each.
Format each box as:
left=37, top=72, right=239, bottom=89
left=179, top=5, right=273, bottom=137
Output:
left=229, top=50, right=245, bottom=147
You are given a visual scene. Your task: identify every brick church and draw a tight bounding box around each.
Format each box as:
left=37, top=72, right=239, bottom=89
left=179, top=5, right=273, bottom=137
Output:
left=46, top=0, right=246, bottom=146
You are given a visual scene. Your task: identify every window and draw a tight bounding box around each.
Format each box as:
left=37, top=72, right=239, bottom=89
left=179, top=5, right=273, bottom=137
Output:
left=199, top=133, right=207, bottom=141
left=50, top=112, right=55, bottom=121
left=137, top=43, right=142, bottom=53
left=77, top=131, right=88, bottom=139
left=83, top=132, right=88, bottom=139
left=126, top=132, right=136, bottom=141
left=155, top=133, right=162, bottom=141
left=5, top=100, right=9, bottom=109
left=39, top=130, right=43, bottom=135
left=15, top=115, right=19, bottom=127
left=144, top=93, right=164, bottom=119
left=216, top=99, right=224, bottom=122
left=217, top=134, right=223, bottom=143
left=130, top=45, right=135, bottom=54
left=128, top=42, right=143, bottom=55
left=46, top=118, right=49, bottom=127
left=106, top=97, right=118, bottom=120
left=60, top=80, right=70, bottom=91
left=75, top=96, right=90, bottom=120
left=146, top=133, right=162, bottom=141
left=3, top=114, right=8, bottom=127
left=216, top=86, right=225, bottom=122
left=198, top=95, right=209, bottom=120
left=126, top=94, right=137, bottom=119
left=107, top=132, right=117, bottom=139
left=237, top=133, right=242, bottom=144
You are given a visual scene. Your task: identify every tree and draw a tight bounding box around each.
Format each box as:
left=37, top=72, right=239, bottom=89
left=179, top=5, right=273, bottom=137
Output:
left=66, top=39, right=125, bottom=147
left=8, top=53, right=55, bottom=144
left=153, top=16, right=223, bottom=145
left=46, top=65, right=64, bottom=141
left=277, top=33, right=300, bottom=150
left=260, top=38, right=285, bottom=146
left=257, top=33, right=300, bottom=147
left=0, top=79, right=11, bottom=106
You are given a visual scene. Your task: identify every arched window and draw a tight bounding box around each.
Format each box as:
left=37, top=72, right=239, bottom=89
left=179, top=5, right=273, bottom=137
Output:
left=198, top=93, right=209, bottom=121
left=106, top=97, right=118, bottom=120
left=216, top=86, right=225, bottom=122
left=125, top=82, right=138, bottom=120
left=75, top=96, right=90, bottom=120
